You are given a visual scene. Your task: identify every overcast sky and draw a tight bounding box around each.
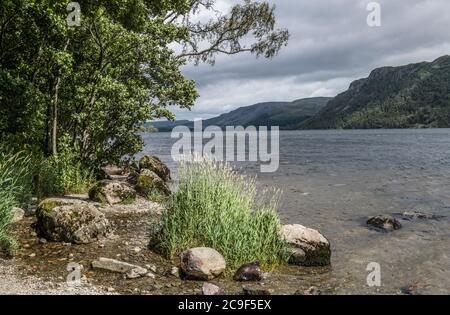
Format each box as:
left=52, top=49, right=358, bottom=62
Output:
left=169, top=0, right=450, bottom=121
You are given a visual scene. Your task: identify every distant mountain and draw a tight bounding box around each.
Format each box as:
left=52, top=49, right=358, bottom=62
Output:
left=303, top=55, right=450, bottom=129
left=150, top=97, right=331, bottom=131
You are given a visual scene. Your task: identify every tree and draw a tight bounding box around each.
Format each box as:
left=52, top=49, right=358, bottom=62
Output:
left=0, top=0, right=289, bottom=166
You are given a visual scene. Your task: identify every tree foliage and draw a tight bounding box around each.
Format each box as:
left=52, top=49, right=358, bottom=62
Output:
left=0, top=0, right=288, bottom=166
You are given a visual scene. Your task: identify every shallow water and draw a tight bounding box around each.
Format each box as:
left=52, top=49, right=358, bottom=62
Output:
left=140, top=129, right=450, bottom=294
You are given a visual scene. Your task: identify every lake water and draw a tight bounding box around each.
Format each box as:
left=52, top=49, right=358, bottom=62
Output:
left=140, top=129, right=450, bottom=294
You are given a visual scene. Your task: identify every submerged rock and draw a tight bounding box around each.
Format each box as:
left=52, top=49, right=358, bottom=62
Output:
left=180, top=247, right=226, bottom=280
left=242, top=284, right=274, bottom=295
left=367, top=215, right=402, bottom=232
left=88, top=180, right=136, bottom=205
left=135, top=169, right=170, bottom=197
left=92, top=257, right=146, bottom=275
left=233, top=261, right=262, bottom=282
left=401, top=211, right=444, bottom=221
left=281, top=224, right=331, bottom=266
left=202, top=283, right=224, bottom=295
left=139, top=155, right=171, bottom=182
left=36, top=200, right=111, bottom=244
left=295, top=286, right=322, bottom=295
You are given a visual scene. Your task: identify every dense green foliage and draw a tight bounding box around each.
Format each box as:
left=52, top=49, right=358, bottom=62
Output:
left=155, top=159, right=289, bottom=271
left=0, top=0, right=288, bottom=167
left=0, top=149, right=32, bottom=252
left=303, top=56, right=450, bottom=129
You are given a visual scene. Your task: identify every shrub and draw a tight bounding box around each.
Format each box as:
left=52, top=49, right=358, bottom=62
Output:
left=155, top=158, right=289, bottom=272
left=0, top=149, right=31, bottom=252
left=35, top=137, right=95, bottom=198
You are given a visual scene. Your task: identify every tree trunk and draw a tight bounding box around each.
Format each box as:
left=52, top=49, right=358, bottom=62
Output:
left=51, top=39, right=70, bottom=157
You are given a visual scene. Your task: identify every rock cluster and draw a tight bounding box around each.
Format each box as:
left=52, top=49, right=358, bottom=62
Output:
left=89, top=156, right=171, bottom=203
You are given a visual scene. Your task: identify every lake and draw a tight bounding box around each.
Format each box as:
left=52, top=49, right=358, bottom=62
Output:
left=140, top=129, right=450, bottom=294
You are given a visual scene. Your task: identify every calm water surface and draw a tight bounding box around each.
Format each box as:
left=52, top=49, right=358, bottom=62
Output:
left=140, top=129, right=450, bottom=294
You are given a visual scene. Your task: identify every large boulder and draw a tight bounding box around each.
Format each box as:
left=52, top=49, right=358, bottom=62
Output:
left=367, top=215, right=402, bottom=232
left=88, top=180, right=136, bottom=205
left=36, top=199, right=111, bottom=244
left=281, top=224, right=331, bottom=266
left=180, top=247, right=226, bottom=280
left=138, top=156, right=171, bottom=182
left=135, top=169, right=170, bottom=196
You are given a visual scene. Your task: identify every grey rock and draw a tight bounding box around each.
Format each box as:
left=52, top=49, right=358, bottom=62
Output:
left=170, top=266, right=180, bottom=277
left=88, top=180, right=136, bottom=205
left=92, top=257, right=144, bottom=274
left=138, top=155, right=171, bottom=182
left=125, top=267, right=148, bottom=279
left=281, top=224, right=331, bottom=266
left=136, top=169, right=170, bottom=197
left=180, top=247, right=226, bottom=280
left=202, top=283, right=224, bottom=295
left=36, top=200, right=111, bottom=244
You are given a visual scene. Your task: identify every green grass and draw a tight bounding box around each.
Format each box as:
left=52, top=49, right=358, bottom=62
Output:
left=0, top=149, right=31, bottom=253
left=35, top=153, right=95, bottom=198
left=155, top=158, right=289, bottom=272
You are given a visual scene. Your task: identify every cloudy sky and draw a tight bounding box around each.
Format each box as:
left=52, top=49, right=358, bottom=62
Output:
left=170, top=0, right=450, bottom=121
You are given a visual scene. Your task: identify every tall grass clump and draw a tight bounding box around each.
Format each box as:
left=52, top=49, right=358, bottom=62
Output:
left=0, top=149, right=32, bottom=252
left=156, top=157, right=289, bottom=272
left=35, top=137, right=95, bottom=197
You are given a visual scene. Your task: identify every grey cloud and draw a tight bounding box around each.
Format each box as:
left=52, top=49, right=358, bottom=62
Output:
left=174, top=0, right=450, bottom=120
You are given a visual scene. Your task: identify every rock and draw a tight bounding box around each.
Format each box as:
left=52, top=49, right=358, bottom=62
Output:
left=402, top=211, right=444, bottom=221
left=233, top=261, right=262, bottom=282
left=295, top=286, right=322, bottom=295
left=146, top=272, right=156, bottom=279
left=146, top=264, right=157, bottom=273
left=367, top=215, right=402, bottom=232
left=138, top=155, right=171, bottom=182
left=88, top=180, right=136, bottom=205
left=202, top=283, right=224, bottom=295
left=11, top=207, right=25, bottom=223
left=135, top=169, right=170, bottom=197
left=180, top=247, right=226, bottom=280
left=125, top=267, right=148, bottom=279
left=281, top=224, right=331, bottom=266
left=98, top=165, right=125, bottom=180
left=92, top=257, right=145, bottom=274
left=36, top=200, right=111, bottom=244
left=170, top=266, right=180, bottom=277
left=38, top=238, right=47, bottom=244
left=242, top=284, right=274, bottom=295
